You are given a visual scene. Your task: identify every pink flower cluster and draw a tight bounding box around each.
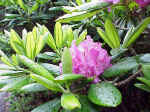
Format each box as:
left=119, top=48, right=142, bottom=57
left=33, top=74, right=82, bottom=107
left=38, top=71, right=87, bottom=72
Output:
left=135, top=0, right=150, bottom=7
left=101, top=0, right=120, bottom=4
left=61, top=36, right=111, bottom=83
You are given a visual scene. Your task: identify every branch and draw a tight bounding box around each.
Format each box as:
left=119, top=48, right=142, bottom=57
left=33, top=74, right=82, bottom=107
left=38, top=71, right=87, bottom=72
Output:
left=114, top=69, right=142, bottom=86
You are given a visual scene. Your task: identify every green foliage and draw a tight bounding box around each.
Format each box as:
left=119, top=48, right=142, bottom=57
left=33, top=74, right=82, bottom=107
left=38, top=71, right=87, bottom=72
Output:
left=88, top=82, right=122, bottom=107
left=103, top=57, right=139, bottom=78
left=8, top=25, right=48, bottom=60
left=21, top=83, right=48, bottom=93
left=46, top=22, right=87, bottom=56
left=97, top=18, right=120, bottom=49
left=122, top=17, right=150, bottom=48
left=62, top=48, right=72, bottom=74
left=0, top=0, right=68, bottom=29
left=61, top=93, right=81, bottom=110
left=55, top=74, right=84, bottom=83
left=0, top=33, right=11, bottom=55
left=31, top=98, right=61, bottom=112
left=57, top=1, right=110, bottom=23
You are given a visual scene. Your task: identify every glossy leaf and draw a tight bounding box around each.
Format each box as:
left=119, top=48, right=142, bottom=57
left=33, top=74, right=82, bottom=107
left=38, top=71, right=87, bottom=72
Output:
left=37, top=52, right=58, bottom=60
left=46, top=29, right=57, bottom=51
left=76, top=29, right=87, bottom=45
left=72, top=1, right=110, bottom=12
left=88, top=82, right=122, bottom=107
left=18, top=55, right=54, bottom=80
left=139, top=54, right=150, bottom=63
left=21, top=83, right=48, bottom=93
left=55, top=22, right=63, bottom=49
left=97, top=27, right=114, bottom=48
left=61, top=93, right=81, bottom=110
left=0, top=50, right=12, bottom=66
left=62, top=48, right=72, bottom=74
left=62, top=95, right=98, bottom=112
left=142, top=64, right=150, bottom=80
left=137, top=77, right=150, bottom=87
left=122, top=17, right=150, bottom=48
left=40, top=63, right=60, bottom=76
left=76, top=0, right=83, bottom=6
left=31, top=98, right=61, bottom=112
left=35, top=26, right=49, bottom=57
left=134, top=83, right=150, bottom=92
left=10, top=29, right=25, bottom=55
left=103, top=57, right=139, bottom=78
left=55, top=74, right=84, bottom=82
left=0, top=76, right=30, bottom=92
left=62, top=25, right=74, bottom=47
left=25, top=32, right=36, bottom=59
left=0, top=70, right=23, bottom=76
left=105, top=19, right=120, bottom=48
left=30, top=74, right=61, bottom=92
left=57, top=2, right=110, bottom=23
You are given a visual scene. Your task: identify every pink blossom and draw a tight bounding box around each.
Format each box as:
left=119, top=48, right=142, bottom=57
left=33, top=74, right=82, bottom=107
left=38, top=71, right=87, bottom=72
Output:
left=60, top=36, right=111, bottom=83
left=135, top=0, right=150, bottom=7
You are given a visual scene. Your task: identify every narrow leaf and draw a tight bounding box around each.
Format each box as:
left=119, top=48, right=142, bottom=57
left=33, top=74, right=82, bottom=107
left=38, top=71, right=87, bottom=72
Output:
left=30, top=74, right=61, bottom=92
left=62, top=48, right=72, bottom=74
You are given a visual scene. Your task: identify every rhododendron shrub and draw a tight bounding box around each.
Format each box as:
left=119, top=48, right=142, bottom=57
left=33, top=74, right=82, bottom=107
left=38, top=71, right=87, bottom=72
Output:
left=60, top=36, right=112, bottom=83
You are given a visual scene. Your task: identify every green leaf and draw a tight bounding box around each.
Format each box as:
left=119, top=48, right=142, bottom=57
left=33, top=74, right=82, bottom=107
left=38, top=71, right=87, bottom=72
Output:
left=35, top=26, right=49, bottom=57
left=142, top=64, right=150, bottom=80
left=122, top=17, right=150, bottom=48
left=139, top=54, right=150, bottom=63
left=122, top=26, right=134, bottom=48
left=0, top=64, right=14, bottom=70
left=110, top=47, right=127, bottom=56
left=103, top=57, right=139, bottom=78
left=40, top=63, right=60, bottom=76
left=61, top=93, right=81, bottom=110
left=31, top=98, right=61, bottom=112
left=0, top=76, right=21, bottom=89
left=88, top=82, right=122, bottom=107
left=62, top=25, right=74, bottom=47
left=62, top=95, right=98, bottom=112
left=17, top=0, right=27, bottom=11
left=0, top=76, right=30, bottom=92
left=72, top=1, right=110, bottom=12
left=76, top=0, right=83, bottom=6
left=18, top=55, right=54, bottom=80
left=46, top=29, right=57, bottom=51
left=105, top=19, right=120, bottom=48
left=137, top=77, right=150, bottom=87
left=30, top=74, right=61, bottom=92
left=55, top=22, right=63, bottom=49
left=5, top=13, right=20, bottom=19
left=21, top=83, right=48, bottom=93
left=134, top=83, right=150, bottom=92
left=97, top=27, right=114, bottom=49
left=10, top=29, right=25, bottom=55
left=57, top=2, right=110, bottom=23
left=31, top=2, right=39, bottom=12
left=55, top=74, right=84, bottom=83
left=25, top=32, right=36, bottom=59
left=11, top=54, right=19, bottom=66
left=37, top=52, right=58, bottom=61
left=76, top=29, right=87, bottom=45
left=0, top=50, right=12, bottom=66
left=0, top=70, right=23, bottom=76
left=62, top=48, right=72, bottom=74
